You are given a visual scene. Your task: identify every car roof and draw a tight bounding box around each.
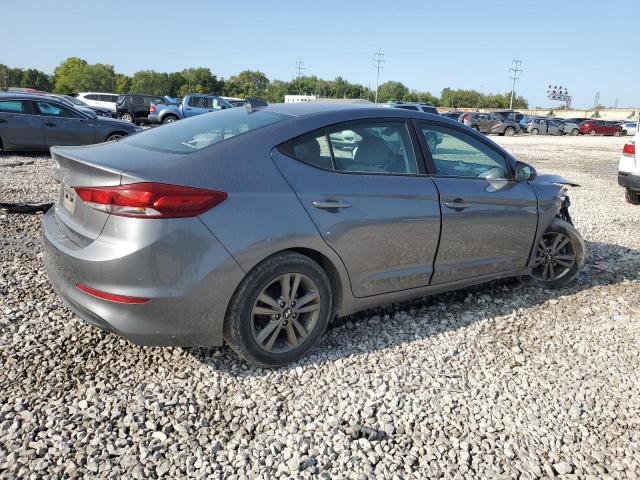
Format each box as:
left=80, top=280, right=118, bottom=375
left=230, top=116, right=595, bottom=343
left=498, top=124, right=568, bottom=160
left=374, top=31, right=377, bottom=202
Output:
left=0, top=91, right=63, bottom=102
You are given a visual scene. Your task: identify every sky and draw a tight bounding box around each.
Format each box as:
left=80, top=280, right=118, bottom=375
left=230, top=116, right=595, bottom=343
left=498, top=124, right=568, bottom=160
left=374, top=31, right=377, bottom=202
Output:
left=2, top=0, right=639, bottom=108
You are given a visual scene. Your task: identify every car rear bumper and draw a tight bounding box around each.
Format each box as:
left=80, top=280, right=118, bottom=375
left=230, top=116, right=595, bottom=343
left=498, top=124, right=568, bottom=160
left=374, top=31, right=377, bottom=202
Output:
left=147, top=113, right=162, bottom=123
left=619, top=172, right=640, bottom=190
left=42, top=207, right=245, bottom=346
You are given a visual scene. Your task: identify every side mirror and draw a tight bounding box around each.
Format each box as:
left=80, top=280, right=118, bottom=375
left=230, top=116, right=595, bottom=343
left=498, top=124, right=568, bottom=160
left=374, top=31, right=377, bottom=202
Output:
left=516, top=162, right=537, bottom=182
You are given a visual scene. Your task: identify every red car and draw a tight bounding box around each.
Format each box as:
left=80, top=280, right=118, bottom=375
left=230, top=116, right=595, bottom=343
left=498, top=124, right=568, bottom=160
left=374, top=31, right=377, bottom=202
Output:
left=579, top=120, right=622, bottom=136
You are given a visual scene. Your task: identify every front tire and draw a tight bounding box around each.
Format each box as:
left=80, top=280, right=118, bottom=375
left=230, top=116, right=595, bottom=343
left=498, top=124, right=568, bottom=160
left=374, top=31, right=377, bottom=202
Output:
left=590, top=129, right=596, bottom=136
left=504, top=126, right=516, bottom=136
left=120, top=112, right=134, bottom=123
left=531, top=128, right=539, bottom=135
left=626, top=187, right=640, bottom=205
left=571, top=128, right=579, bottom=136
left=105, top=132, right=126, bottom=142
left=527, top=218, right=585, bottom=289
left=224, top=252, right=332, bottom=368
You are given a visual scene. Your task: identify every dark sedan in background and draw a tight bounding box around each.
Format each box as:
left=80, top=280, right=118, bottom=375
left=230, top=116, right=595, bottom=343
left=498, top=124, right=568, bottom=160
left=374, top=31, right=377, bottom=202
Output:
left=0, top=93, right=141, bottom=151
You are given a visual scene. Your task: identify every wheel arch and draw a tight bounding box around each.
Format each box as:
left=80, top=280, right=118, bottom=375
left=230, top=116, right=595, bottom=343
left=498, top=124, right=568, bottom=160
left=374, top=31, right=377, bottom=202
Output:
left=105, top=131, right=128, bottom=142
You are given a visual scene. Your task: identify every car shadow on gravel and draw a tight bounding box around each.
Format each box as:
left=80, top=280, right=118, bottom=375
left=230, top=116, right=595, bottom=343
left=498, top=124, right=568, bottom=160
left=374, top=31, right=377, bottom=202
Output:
left=186, top=240, right=640, bottom=376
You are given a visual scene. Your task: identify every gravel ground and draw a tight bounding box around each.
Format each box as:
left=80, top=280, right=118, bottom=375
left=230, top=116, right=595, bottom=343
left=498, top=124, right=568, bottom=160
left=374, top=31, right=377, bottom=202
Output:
left=1, top=135, right=639, bottom=479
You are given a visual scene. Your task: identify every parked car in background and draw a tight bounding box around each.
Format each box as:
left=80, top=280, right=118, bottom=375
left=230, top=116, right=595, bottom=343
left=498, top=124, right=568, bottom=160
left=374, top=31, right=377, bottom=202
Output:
left=116, top=94, right=167, bottom=124
left=526, top=118, right=564, bottom=136
left=440, top=111, right=464, bottom=121
left=222, top=97, right=247, bottom=107
left=51, top=94, right=115, bottom=118
left=148, top=93, right=233, bottom=124
left=618, top=130, right=639, bottom=204
left=460, top=112, right=520, bottom=135
left=620, top=121, right=637, bottom=136
left=42, top=103, right=584, bottom=367
left=579, top=119, right=622, bottom=136
left=493, top=110, right=525, bottom=125
left=564, top=117, right=590, bottom=125
left=0, top=93, right=140, bottom=151
left=385, top=101, right=438, bottom=114
left=553, top=119, right=580, bottom=136
left=76, top=92, right=119, bottom=113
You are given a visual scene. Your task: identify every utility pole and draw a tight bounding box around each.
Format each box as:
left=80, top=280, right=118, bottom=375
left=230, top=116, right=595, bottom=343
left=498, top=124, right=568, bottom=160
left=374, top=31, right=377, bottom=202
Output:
left=593, top=91, right=600, bottom=109
left=295, top=58, right=306, bottom=79
left=509, top=59, right=522, bottom=110
left=614, top=98, right=618, bottom=108
left=373, top=49, right=385, bottom=103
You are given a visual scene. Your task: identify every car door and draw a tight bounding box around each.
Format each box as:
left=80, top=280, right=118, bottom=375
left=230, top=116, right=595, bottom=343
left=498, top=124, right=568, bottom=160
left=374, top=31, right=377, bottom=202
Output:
left=133, top=96, right=148, bottom=120
left=417, top=121, right=538, bottom=284
left=184, top=96, right=207, bottom=117
left=35, top=101, right=95, bottom=147
left=0, top=99, right=44, bottom=149
left=272, top=119, right=442, bottom=297
left=477, top=114, right=493, bottom=133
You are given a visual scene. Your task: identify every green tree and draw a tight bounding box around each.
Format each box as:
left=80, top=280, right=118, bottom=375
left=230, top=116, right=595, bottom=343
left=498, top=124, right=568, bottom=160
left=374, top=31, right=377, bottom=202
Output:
left=130, top=70, right=171, bottom=96
left=19, top=68, right=51, bottom=91
left=179, top=68, right=222, bottom=96
left=264, top=79, right=289, bottom=103
left=115, top=73, right=132, bottom=93
left=52, top=57, right=116, bottom=93
left=223, top=70, right=269, bottom=98
left=376, top=81, right=409, bottom=103
left=0, top=64, right=24, bottom=89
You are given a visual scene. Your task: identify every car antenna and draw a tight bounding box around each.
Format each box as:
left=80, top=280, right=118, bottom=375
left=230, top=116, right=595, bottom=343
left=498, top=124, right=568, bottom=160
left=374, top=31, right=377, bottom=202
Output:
left=245, top=97, right=268, bottom=113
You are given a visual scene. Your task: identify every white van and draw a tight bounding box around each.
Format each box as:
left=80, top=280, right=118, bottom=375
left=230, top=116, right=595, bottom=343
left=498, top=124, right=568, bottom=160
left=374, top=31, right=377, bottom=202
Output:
left=76, top=92, right=118, bottom=112
left=619, top=121, right=640, bottom=204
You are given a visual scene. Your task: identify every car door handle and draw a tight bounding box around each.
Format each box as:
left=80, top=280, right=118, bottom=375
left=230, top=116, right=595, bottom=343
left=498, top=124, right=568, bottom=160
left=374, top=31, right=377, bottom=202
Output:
left=444, top=198, right=471, bottom=211
left=312, top=200, right=351, bottom=210
left=44, top=122, right=56, bottom=127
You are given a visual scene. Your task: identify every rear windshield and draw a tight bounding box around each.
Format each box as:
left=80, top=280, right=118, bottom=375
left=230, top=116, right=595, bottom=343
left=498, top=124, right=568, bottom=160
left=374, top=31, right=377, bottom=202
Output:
left=123, top=108, right=285, bottom=154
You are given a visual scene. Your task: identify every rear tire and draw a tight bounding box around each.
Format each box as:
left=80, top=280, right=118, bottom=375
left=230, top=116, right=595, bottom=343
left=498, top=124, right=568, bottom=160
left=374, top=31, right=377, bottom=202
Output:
left=504, top=126, right=516, bottom=136
left=571, top=128, right=579, bottom=136
left=531, top=128, right=539, bottom=135
left=162, top=115, right=178, bottom=124
left=626, top=187, right=640, bottom=205
left=526, top=218, right=585, bottom=289
left=614, top=131, right=621, bottom=137
left=590, top=129, right=596, bottom=136
left=120, top=112, right=134, bottom=123
left=224, top=252, right=332, bottom=368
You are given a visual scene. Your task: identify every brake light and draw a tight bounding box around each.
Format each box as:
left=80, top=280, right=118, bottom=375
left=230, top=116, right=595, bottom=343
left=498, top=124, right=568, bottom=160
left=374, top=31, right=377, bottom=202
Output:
left=76, top=283, right=150, bottom=304
left=150, top=104, right=156, bottom=112
left=74, top=183, right=228, bottom=218
left=623, top=141, right=635, bottom=156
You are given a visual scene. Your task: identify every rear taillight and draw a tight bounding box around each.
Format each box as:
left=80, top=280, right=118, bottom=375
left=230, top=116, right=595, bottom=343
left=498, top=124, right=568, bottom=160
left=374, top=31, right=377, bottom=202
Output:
left=74, top=183, right=227, bottom=218
left=150, top=105, right=156, bottom=112
left=623, top=141, right=635, bottom=156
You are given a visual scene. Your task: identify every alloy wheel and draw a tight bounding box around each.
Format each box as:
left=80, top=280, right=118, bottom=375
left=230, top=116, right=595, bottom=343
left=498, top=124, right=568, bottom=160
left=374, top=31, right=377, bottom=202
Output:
left=531, top=232, right=576, bottom=282
left=250, top=273, right=321, bottom=353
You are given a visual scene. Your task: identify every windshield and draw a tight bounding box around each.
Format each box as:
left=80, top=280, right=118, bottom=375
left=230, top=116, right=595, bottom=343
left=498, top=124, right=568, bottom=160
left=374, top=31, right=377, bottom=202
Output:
left=64, top=95, right=89, bottom=107
left=123, top=108, right=284, bottom=153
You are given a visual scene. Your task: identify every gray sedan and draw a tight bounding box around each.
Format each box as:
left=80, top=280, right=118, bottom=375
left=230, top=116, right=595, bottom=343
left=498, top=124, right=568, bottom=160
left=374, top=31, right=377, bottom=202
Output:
left=43, top=103, right=585, bottom=367
left=0, top=93, right=140, bottom=151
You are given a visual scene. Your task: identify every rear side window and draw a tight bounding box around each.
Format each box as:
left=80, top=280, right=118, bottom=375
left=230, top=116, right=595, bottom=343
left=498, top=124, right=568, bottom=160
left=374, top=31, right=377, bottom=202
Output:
left=396, top=105, right=419, bottom=111
left=188, top=96, right=207, bottom=108
left=0, top=100, right=27, bottom=113
left=123, top=107, right=284, bottom=153
left=282, top=121, right=418, bottom=175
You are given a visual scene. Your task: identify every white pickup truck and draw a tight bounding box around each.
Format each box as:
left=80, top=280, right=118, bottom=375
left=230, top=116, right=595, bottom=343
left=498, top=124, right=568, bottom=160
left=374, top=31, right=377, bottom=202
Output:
left=619, top=123, right=640, bottom=204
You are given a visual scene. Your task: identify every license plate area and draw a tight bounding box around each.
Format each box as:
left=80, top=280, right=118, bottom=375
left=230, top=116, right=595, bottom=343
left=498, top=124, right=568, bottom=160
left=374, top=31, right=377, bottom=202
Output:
left=62, top=185, right=76, bottom=214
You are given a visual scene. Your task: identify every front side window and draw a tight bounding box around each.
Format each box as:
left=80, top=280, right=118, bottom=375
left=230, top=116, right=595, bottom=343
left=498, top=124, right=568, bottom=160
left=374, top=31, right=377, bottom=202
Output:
left=188, top=96, right=207, bottom=108
left=85, top=94, right=99, bottom=101
left=420, top=124, right=511, bottom=179
left=284, top=121, right=418, bottom=175
left=36, top=102, right=83, bottom=119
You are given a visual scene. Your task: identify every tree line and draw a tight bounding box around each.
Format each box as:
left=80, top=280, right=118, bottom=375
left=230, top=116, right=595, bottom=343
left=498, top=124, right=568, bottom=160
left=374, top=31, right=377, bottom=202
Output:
left=0, top=58, right=529, bottom=108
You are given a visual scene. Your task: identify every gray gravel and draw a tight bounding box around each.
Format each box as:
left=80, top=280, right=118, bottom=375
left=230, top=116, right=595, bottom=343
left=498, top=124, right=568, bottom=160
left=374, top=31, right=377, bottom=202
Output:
left=1, top=135, right=639, bottom=479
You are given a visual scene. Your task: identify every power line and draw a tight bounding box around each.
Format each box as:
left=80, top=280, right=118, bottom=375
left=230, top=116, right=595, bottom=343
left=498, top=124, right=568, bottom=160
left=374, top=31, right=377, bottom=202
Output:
left=373, top=49, right=385, bottom=103
left=295, top=58, right=306, bottom=79
left=509, top=59, right=522, bottom=110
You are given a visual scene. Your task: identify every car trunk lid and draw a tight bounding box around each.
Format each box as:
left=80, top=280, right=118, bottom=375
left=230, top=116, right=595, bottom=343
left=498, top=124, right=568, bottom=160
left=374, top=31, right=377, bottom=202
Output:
left=51, top=146, right=123, bottom=242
